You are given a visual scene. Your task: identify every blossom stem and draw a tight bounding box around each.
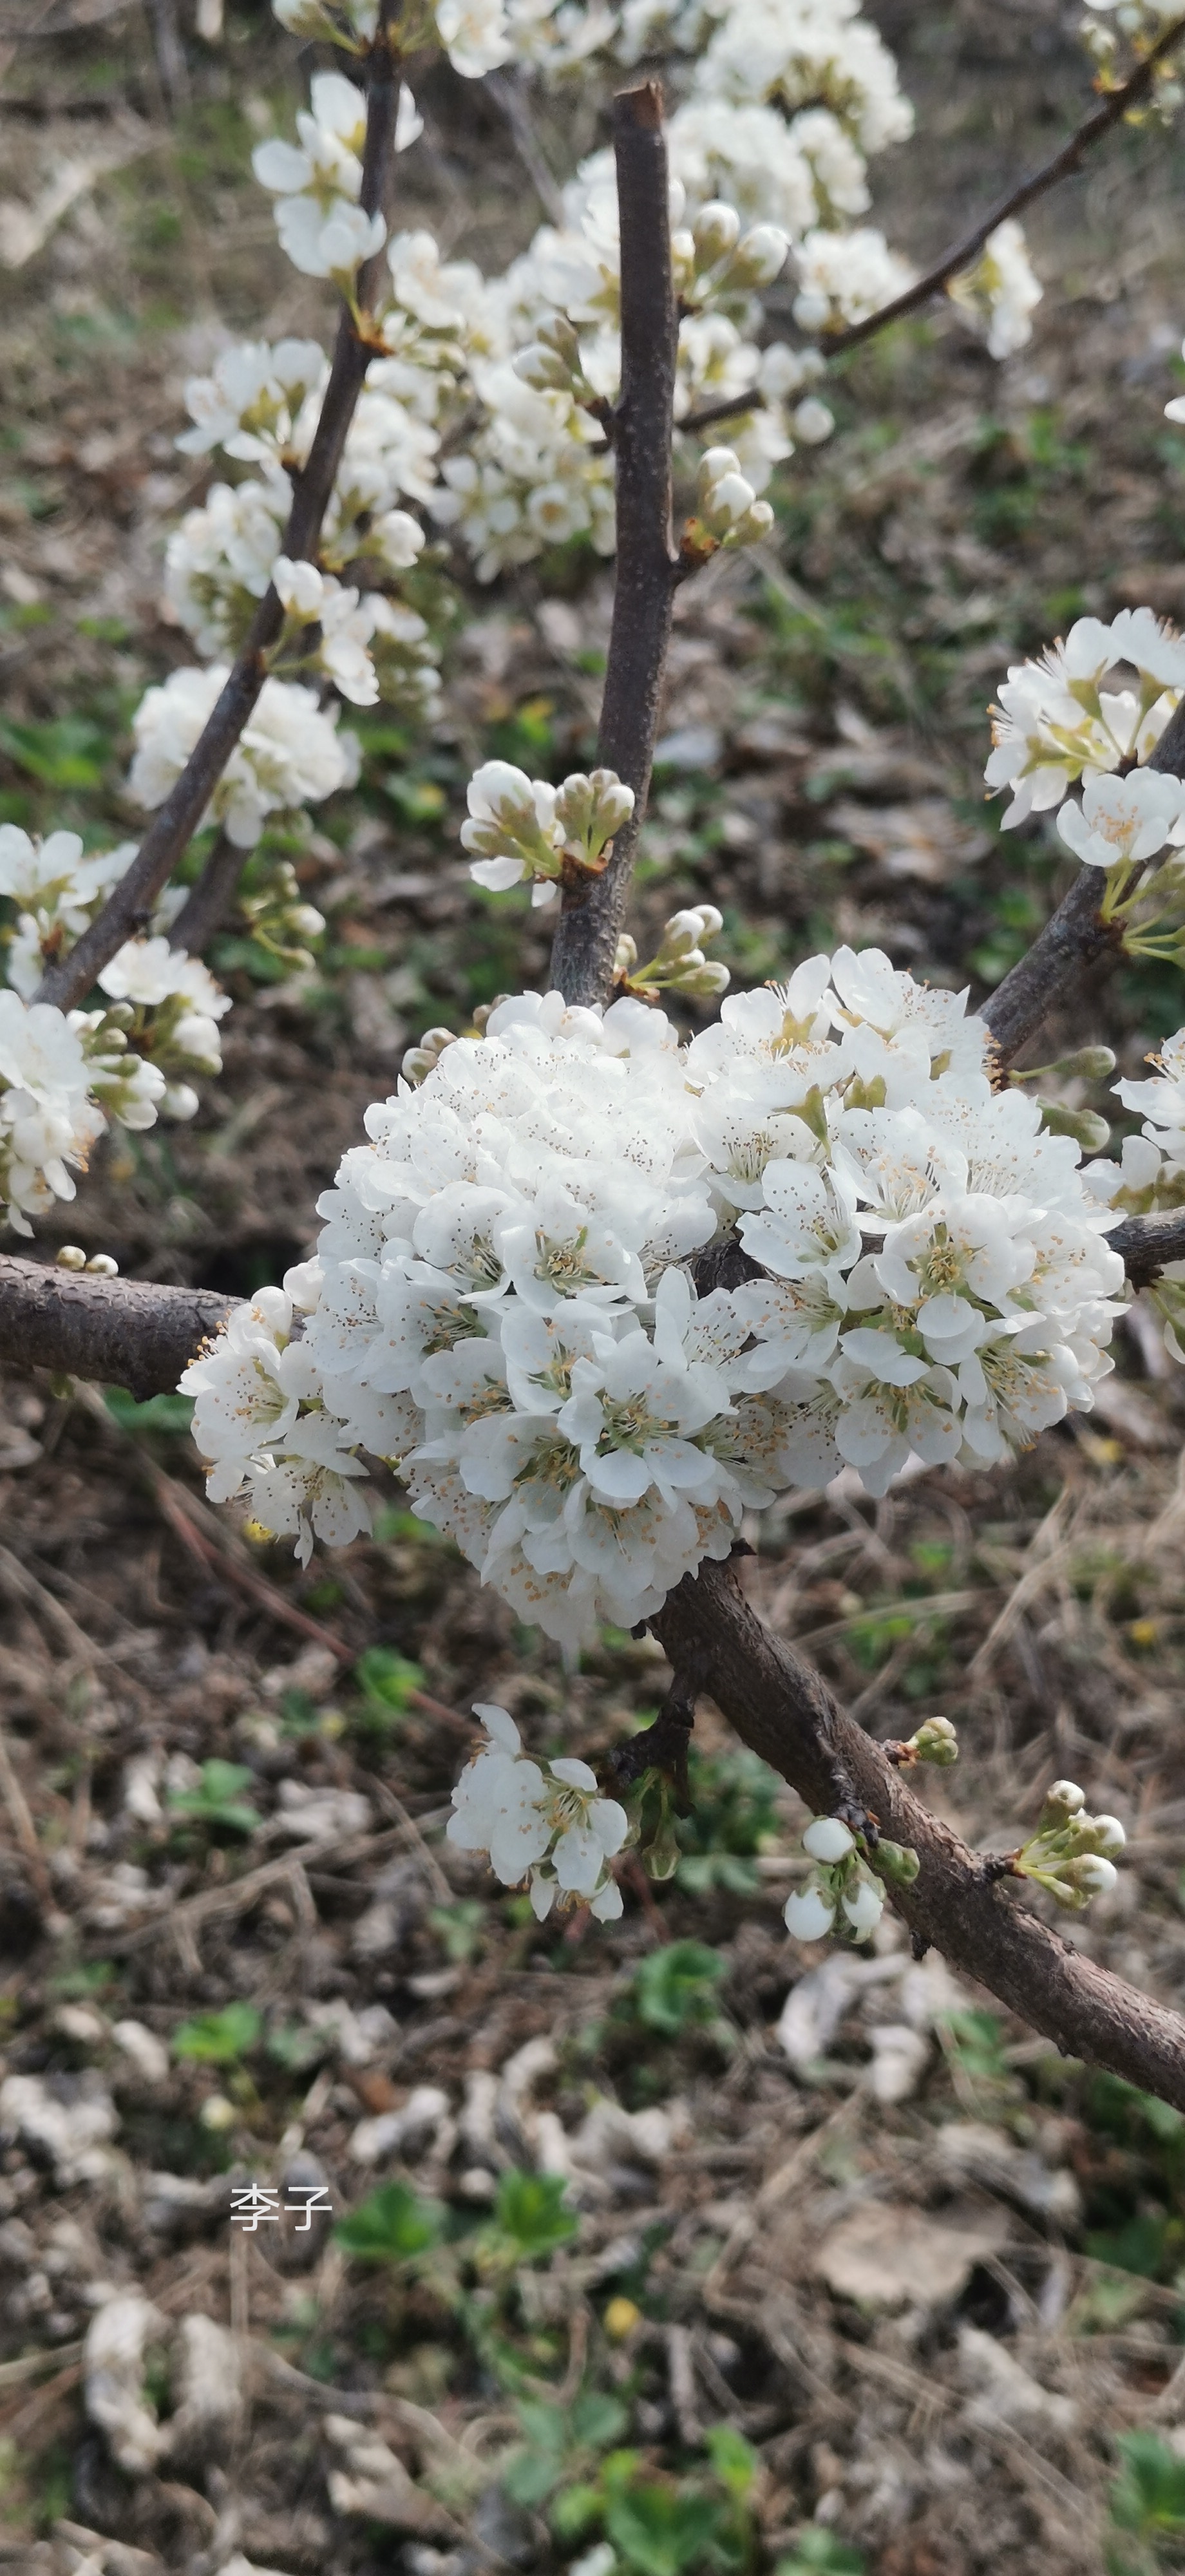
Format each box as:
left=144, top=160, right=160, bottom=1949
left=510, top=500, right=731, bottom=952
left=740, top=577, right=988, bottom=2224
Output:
left=548, top=82, right=681, bottom=1012
left=33, top=0, right=406, bottom=1015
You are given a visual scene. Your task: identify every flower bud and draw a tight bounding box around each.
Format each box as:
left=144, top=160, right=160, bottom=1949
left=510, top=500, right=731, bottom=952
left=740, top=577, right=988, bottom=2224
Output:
left=663, top=908, right=712, bottom=958
left=841, top=1879, right=884, bottom=1938
left=793, top=396, right=835, bottom=445
left=614, top=934, right=639, bottom=980
left=1036, top=1099, right=1111, bottom=1152
left=802, top=1815, right=855, bottom=1863
left=1091, top=1814, right=1127, bottom=1855
left=693, top=200, right=741, bottom=266
left=402, top=1026, right=457, bottom=1086
left=514, top=343, right=573, bottom=392
left=1067, top=1853, right=1119, bottom=1897
left=56, top=1244, right=87, bottom=1271
left=274, top=554, right=325, bottom=619
left=784, top=1885, right=836, bottom=1941
left=1043, top=1779, right=1085, bottom=1819
left=162, top=1084, right=201, bottom=1121
left=728, top=224, right=790, bottom=288
left=676, top=960, right=731, bottom=998
left=86, top=1253, right=119, bottom=1277
left=907, top=1715, right=959, bottom=1766
left=875, top=1838, right=920, bottom=1888
left=538, top=309, right=582, bottom=362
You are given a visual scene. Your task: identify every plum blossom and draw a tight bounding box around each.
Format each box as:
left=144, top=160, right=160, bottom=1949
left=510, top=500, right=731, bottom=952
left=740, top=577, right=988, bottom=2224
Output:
left=447, top=1703, right=627, bottom=1915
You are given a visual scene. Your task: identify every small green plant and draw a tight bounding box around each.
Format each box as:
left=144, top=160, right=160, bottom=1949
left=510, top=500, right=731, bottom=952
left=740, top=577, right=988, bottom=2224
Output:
left=1108, top=2431, right=1185, bottom=2573
left=352, top=1645, right=426, bottom=1735
left=172, top=2002, right=262, bottom=2063
left=673, top=1748, right=781, bottom=1896
left=480, top=2169, right=578, bottom=2266
left=334, top=2179, right=446, bottom=2263
left=502, top=2389, right=629, bottom=2511
left=775, top=2533, right=866, bottom=2576
left=631, top=1941, right=727, bottom=2038
left=937, top=2006, right=1011, bottom=2090
left=167, top=1759, right=260, bottom=1837
left=429, top=1899, right=486, bottom=1964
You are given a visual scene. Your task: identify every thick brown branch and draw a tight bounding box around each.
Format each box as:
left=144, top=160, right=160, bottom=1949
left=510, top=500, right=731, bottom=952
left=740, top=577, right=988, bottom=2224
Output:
left=3, top=1247, right=1185, bottom=2095
left=1111, top=1207, right=1185, bottom=1287
left=982, top=866, right=1115, bottom=1066
left=548, top=82, right=680, bottom=1011
left=33, top=7, right=405, bottom=1015
left=653, top=1560, right=1185, bottom=2107
left=828, top=15, right=1185, bottom=359
left=0, top=1258, right=232, bottom=1403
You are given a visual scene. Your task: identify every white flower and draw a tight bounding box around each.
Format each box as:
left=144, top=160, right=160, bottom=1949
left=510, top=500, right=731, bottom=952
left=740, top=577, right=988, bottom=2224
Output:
left=446, top=1705, right=626, bottom=1910
left=1057, top=766, right=1185, bottom=869
left=435, top=0, right=513, bottom=76
left=129, top=667, right=356, bottom=846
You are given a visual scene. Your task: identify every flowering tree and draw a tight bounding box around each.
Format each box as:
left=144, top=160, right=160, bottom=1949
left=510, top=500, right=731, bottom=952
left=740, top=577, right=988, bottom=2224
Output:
left=4, top=0, right=1185, bottom=2101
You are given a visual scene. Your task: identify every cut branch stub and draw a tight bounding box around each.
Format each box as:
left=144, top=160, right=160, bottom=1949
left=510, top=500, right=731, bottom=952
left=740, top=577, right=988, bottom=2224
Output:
left=548, top=81, right=680, bottom=1012
left=33, top=3, right=406, bottom=1017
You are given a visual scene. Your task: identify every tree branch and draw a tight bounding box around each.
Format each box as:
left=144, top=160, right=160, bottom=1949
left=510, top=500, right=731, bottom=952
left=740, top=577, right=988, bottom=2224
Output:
left=827, top=14, right=1185, bottom=359
left=0, top=1258, right=232, bottom=1403
left=547, top=82, right=680, bottom=1012
left=33, top=3, right=406, bottom=1016
left=652, top=1561, right=1185, bottom=2108
left=166, top=829, right=244, bottom=957
left=672, top=21, right=1185, bottom=450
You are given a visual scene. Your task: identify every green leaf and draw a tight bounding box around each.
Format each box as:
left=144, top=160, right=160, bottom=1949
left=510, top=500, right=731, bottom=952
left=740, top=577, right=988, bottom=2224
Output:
left=491, top=2169, right=578, bottom=2260
left=1110, top=2430, right=1185, bottom=2535
left=104, top=1390, right=196, bottom=1435
left=334, top=2179, right=445, bottom=2263
left=605, top=2479, right=725, bottom=2576
left=354, top=1647, right=425, bottom=1725
left=167, top=1759, right=261, bottom=1835
left=172, top=2002, right=262, bottom=2063
left=704, top=2425, right=758, bottom=2501
left=0, top=714, right=110, bottom=789
left=775, top=2536, right=866, bottom=2576
left=631, top=1941, right=725, bottom=2037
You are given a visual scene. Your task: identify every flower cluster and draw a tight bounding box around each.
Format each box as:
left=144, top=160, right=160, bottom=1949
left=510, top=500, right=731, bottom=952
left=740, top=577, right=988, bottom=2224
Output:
left=446, top=1701, right=627, bottom=1917
left=128, top=667, right=360, bottom=849
left=783, top=1814, right=897, bottom=1945
left=985, top=609, right=1185, bottom=828
left=0, top=826, right=245, bottom=1232
left=1012, top=1779, right=1126, bottom=1911
left=462, top=761, right=634, bottom=905
left=947, top=219, right=1042, bottom=361
left=1085, top=1027, right=1185, bottom=1357
left=182, top=942, right=1126, bottom=1651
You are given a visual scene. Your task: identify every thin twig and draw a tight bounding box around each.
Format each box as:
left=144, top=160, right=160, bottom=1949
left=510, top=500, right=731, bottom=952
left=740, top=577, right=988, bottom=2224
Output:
left=167, top=828, right=246, bottom=955
left=549, top=81, right=680, bottom=1010
left=0, top=1723, right=54, bottom=1913
left=33, top=2, right=406, bottom=1014
left=676, top=17, right=1185, bottom=446
left=828, top=14, right=1185, bottom=357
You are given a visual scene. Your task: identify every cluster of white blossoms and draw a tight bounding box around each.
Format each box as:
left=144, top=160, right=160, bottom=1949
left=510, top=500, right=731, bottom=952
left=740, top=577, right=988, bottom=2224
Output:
left=0, top=828, right=240, bottom=1232
left=446, top=1702, right=627, bottom=1917
left=182, top=936, right=1128, bottom=1651
left=128, top=667, right=360, bottom=850
left=985, top=609, right=1185, bottom=830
